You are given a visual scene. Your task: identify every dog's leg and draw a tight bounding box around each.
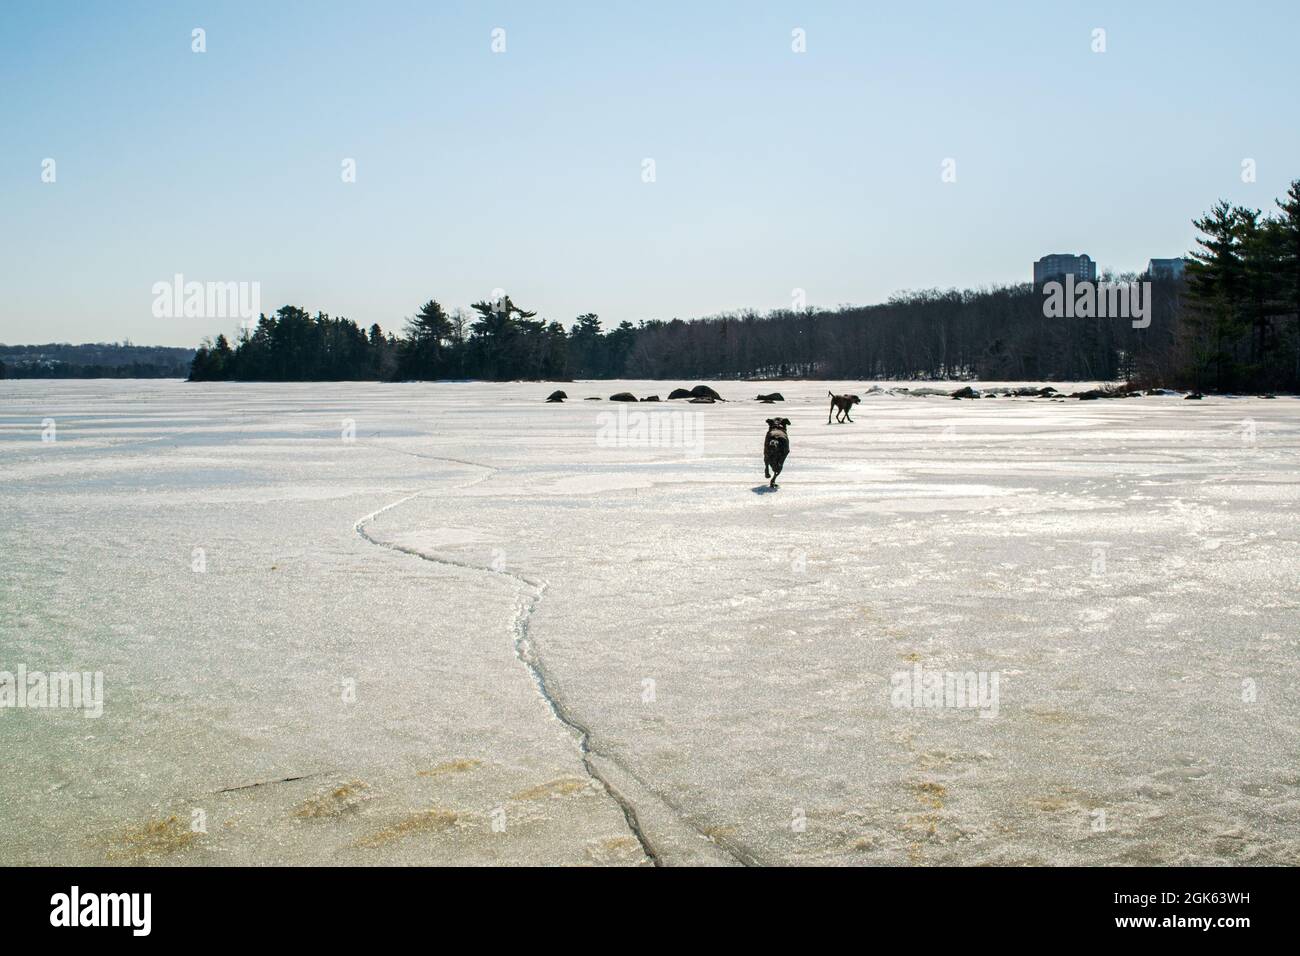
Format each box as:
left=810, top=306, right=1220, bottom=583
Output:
left=827, top=401, right=834, bottom=425
left=845, top=409, right=853, bottom=422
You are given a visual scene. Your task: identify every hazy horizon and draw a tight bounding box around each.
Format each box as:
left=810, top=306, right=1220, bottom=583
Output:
left=3, top=0, right=1298, bottom=347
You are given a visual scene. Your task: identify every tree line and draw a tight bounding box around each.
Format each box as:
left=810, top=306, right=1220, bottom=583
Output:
left=1178, top=181, right=1300, bottom=391
left=1, top=343, right=193, bottom=379
left=189, top=180, right=1300, bottom=392
left=2, top=360, right=190, bottom=379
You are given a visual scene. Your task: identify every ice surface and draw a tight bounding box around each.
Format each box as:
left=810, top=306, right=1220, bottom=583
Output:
left=1, top=379, right=1298, bottom=865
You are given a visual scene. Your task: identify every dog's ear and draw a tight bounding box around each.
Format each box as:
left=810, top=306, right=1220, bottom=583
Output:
left=781, top=418, right=791, bottom=427
left=765, top=418, right=777, bottom=426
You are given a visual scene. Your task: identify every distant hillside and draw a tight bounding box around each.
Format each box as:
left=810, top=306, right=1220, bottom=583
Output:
left=0, top=342, right=194, bottom=379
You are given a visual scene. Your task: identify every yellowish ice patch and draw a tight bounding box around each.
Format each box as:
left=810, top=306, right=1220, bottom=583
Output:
left=295, top=781, right=370, bottom=819
left=585, top=836, right=645, bottom=864
left=418, top=758, right=483, bottom=778
left=911, top=781, right=948, bottom=809
left=511, top=777, right=589, bottom=801
left=106, top=815, right=198, bottom=859
left=352, top=808, right=460, bottom=848
left=1029, top=796, right=1070, bottom=812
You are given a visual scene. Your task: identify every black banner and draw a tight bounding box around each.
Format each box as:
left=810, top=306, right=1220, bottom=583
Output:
left=0, top=866, right=1282, bottom=941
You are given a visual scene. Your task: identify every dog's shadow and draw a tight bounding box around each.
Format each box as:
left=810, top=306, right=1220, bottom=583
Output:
left=750, top=484, right=780, bottom=494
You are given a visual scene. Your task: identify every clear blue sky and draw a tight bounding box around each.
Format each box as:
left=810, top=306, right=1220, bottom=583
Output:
left=2, top=0, right=1297, bottom=347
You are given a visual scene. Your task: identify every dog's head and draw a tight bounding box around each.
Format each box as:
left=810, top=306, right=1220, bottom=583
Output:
left=845, top=394, right=861, bottom=406
left=765, top=417, right=791, bottom=431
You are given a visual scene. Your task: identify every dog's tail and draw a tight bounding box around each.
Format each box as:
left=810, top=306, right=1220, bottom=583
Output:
left=828, top=391, right=834, bottom=398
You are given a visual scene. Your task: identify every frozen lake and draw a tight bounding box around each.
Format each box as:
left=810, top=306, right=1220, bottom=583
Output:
left=1, top=379, right=1298, bottom=866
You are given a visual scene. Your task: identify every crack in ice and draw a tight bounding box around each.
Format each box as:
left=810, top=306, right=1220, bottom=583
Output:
left=352, top=448, right=665, bottom=866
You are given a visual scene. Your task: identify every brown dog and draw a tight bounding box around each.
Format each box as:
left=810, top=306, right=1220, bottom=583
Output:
left=763, top=418, right=790, bottom=489
left=827, top=391, right=861, bottom=423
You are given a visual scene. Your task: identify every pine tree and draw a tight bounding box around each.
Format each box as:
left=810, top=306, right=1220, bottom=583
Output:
left=466, top=296, right=537, bottom=380
left=568, top=313, right=602, bottom=376
left=1185, top=202, right=1250, bottom=389
left=1276, top=180, right=1300, bottom=388
left=399, top=300, right=452, bottom=379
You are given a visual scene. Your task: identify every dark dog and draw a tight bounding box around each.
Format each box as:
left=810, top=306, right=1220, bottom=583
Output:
left=763, top=418, right=791, bottom=489
left=827, top=391, right=861, bottom=423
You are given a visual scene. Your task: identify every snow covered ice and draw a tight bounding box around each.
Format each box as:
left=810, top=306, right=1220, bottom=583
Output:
left=1, top=379, right=1298, bottom=865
